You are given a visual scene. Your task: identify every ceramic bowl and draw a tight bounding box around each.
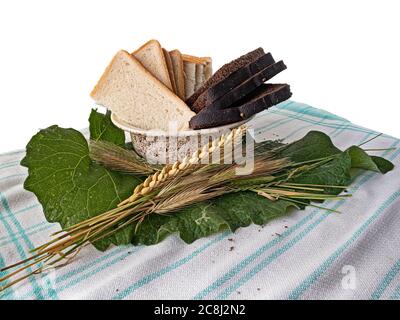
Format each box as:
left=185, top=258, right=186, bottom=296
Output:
left=111, top=113, right=249, bottom=164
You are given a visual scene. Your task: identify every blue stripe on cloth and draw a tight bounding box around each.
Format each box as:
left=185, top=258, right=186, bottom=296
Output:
left=0, top=173, right=27, bottom=182
left=268, top=109, right=393, bottom=138
left=1, top=204, right=41, bottom=221
left=0, top=253, right=15, bottom=300
left=0, top=221, right=47, bottom=241
left=0, top=193, right=45, bottom=299
left=390, top=284, right=400, bottom=299
left=0, top=193, right=59, bottom=300
left=283, top=115, right=329, bottom=140
left=289, top=189, right=400, bottom=300
left=18, top=245, right=139, bottom=299
left=14, top=204, right=40, bottom=215
left=55, top=247, right=142, bottom=294
left=195, top=138, right=398, bottom=300
left=253, top=104, right=315, bottom=132
left=371, top=258, right=400, bottom=299
left=113, top=233, right=229, bottom=300
left=329, top=121, right=352, bottom=138
left=278, top=102, right=349, bottom=122
left=0, top=222, right=54, bottom=246
left=0, top=161, right=20, bottom=171
left=216, top=207, right=342, bottom=299
left=0, top=150, right=24, bottom=158
left=55, top=246, right=134, bottom=284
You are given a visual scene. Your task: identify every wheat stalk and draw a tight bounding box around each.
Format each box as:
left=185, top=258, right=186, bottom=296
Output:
left=118, top=126, right=246, bottom=206
left=89, top=140, right=158, bottom=174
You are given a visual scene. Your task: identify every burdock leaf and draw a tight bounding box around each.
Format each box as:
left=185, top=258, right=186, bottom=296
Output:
left=210, top=192, right=297, bottom=232
left=20, top=125, right=141, bottom=251
left=347, top=146, right=381, bottom=172
left=89, top=109, right=125, bottom=147
left=133, top=195, right=297, bottom=245
left=288, top=152, right=352, bottom=195
left=280, top=130, right=341, bottom=162
left=371, top=156, right=395, bottom=174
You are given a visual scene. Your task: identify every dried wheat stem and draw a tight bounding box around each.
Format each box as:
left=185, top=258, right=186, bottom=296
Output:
left=118, top=127, right=246, bottom=207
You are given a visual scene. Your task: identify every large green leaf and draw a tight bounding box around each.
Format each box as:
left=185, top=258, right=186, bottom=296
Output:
left=133, top=194, right=297, bottom=245
left=20, top=125, right=141, bottom=251
left=89, top=109, right=125, bottom=147
left=279, top=130, right=341, bottom=162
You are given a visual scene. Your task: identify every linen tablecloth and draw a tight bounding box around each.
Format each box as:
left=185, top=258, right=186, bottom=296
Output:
left=1, top=100, right=400, bottom=300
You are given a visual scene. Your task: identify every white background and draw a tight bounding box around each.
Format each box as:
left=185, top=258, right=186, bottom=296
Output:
left=0, top=0, right=399, bottom=153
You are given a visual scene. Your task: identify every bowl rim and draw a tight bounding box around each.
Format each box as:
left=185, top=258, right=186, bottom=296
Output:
left=110, top=113, right=250, bottom=137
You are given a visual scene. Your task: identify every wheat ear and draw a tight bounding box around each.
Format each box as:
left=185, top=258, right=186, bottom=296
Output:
left=118, top=126, right=246, bottom=206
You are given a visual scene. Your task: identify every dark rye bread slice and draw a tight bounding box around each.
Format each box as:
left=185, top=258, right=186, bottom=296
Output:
left=189, top=84, right=291, bottom=129
left=186, top=48, right=265, bottom=108
left=190, top=53, right=276, bottom=113
left=204, top=61, right=287, bottom=111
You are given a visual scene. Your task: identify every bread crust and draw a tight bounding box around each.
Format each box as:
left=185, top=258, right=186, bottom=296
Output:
left=190, top=53, right=276, bottom=113
left=189, top=83, right=291, bottom=129
left=132, top=39, right=173, bottom=90
left=90, top=50, right=129, bottom=99
left=182, top=54, right=211, bottom=65
left=91, top=50, right=192, bottom=116
left=186, top=48, right=265, bottom=109
left=170, top=49, right=186, bottom=100
left=163, top=48, right=177, bottom=94
left=205, top=60, right=287, bottom=111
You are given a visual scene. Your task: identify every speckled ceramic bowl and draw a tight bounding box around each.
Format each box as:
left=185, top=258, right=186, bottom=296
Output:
left=111, top=113, right=249, bottom=164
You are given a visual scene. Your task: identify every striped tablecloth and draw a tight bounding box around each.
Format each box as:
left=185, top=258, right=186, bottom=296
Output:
left=1, top=101, right=400, bottom=300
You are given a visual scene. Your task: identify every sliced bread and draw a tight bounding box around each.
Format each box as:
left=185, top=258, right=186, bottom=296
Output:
left=169, top=50, right=186, bottom=100
left=186, top=48, right=265, bottom=108
left=183, top=59, right=196, bottom=99
left=195, top=63, right=204, bottom=92
left=236, top=83, right=291, bottom=118
left=132, top=40, right=173, bottom=91
left=163, top=48, right=177, bottom=94
left=189, top=84, right=291, bottom=129
left=190, top=53, right=275, bottom=112
left=91, top=50, right=195, bottom=131
left=196, top=57, right=212, bottom=87
left=204, top=60, right=287, bottom=111
left=182, top=54, right=212, bottom=99
left=204, top=59, right=213, bottom=80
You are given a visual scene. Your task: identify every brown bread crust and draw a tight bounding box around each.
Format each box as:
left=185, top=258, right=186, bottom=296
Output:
left=189, top=84, right=291, bottom=129
left=190, top=53, right=276, bottom=113
left=186, top=48, right=265, bottom=108
left=204, top=61, right=287, bottom=111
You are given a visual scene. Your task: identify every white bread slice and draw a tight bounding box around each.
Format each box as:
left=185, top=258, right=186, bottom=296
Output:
left=203, top=58, right=213, bottom=80
left=183, top=58, right=196, bottom=99
left=182, top=54, right=212, bottom=98
left=162, top=48, right=177, bottom=94
left=169, top=50, right=186, bottom=100
left=132, top=40, right=173, bottom=91
left=90, top=50, right=195, bottom=131
left=195, top=63, right=204, bottom=91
